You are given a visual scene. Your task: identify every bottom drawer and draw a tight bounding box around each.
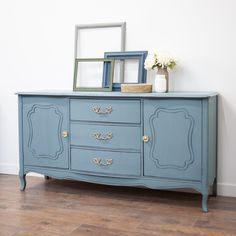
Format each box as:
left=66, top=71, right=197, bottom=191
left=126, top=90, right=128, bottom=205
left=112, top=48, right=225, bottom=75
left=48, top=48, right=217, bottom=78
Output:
left=71, top=148, right=141, bottom=177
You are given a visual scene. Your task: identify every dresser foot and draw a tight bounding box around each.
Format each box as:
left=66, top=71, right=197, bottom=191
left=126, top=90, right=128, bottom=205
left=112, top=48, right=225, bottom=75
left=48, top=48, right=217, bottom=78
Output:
left=202, top=194, right=208, bottom=212
left=44, top=175, right=50, bottom=180
left=19, top=175, right=26, bottom=191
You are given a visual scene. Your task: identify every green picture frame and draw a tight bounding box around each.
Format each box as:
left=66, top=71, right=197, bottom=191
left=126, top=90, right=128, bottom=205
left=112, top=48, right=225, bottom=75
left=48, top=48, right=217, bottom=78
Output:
left=73, top=58, right=114, bottom=92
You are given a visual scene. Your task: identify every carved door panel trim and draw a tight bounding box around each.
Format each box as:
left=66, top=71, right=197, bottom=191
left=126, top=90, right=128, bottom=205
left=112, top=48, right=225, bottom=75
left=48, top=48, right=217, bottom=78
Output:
left=149, top=107, right=195, bottom=170
left=143, top=99, right=202, bottom=181
left=27, top=104, right=64, bottom=160
left=23, top=97, right=69, bottom=169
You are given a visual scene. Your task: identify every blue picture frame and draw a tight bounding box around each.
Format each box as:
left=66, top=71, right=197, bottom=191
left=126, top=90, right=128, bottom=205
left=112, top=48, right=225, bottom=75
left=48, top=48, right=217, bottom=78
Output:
left=103, top=51, right=148, bottom=91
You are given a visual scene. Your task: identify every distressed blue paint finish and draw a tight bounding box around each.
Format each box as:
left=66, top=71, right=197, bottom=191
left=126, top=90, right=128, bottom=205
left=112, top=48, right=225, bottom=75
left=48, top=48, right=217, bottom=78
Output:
left=71, top=123, right=141, bottom=150
left=19, top=175, right=26, bottom=191
left=22, top=97, right=69, bottom=168
left=71, top=148, right=141, bottom=176
left=201, top=98, right=218, bottom=211
left=143, top=99, right=202, bottom=181
left=27, top=104, right=64, bottom=159
left=16, top=91, right=218, bottom=98
left=18, top=96, right=25, bottom=190
left=17, top=91, right=218, bottom=212
left=70, top=98, right=141, bottom=123
left=208, top=96, right=218, bottom=193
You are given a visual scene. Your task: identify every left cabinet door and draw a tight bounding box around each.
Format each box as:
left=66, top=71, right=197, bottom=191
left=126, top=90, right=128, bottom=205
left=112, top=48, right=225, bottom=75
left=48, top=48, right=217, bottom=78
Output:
left=22, top=97, right=69, bottom=168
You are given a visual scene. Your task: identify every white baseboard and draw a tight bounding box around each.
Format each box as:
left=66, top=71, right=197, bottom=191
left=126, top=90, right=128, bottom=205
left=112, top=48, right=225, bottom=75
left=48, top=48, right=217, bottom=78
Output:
left=0, top=164, right=42, bottom=177
left=217, top=183, right=236, bottom=197
left=1, top=164, right=236, bottom=197
left=0, top=164, right=18, bottom=175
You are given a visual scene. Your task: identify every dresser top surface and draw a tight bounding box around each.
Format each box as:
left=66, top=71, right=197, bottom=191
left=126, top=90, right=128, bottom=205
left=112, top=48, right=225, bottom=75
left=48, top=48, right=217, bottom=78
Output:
left=16, top=90, right=218, bottom=98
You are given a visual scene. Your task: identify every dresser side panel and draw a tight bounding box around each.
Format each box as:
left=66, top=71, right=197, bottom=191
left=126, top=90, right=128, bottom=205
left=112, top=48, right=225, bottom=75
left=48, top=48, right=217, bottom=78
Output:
left=18, top=96, right=24, bottom=176
left=208, top=96, right=217, bottom=186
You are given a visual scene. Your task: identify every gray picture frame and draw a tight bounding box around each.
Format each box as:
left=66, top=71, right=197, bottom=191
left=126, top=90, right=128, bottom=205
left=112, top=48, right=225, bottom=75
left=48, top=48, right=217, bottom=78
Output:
left=74, top=22, right=126, bottom=83
left=73, top=58, right=114, bottom=92
left=74, top=22, right=126, bottom=58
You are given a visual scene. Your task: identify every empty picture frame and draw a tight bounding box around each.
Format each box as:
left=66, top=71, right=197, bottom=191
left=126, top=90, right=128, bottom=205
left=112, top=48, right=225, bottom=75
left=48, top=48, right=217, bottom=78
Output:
left=74, top=22, right=126, bottom=58
left=74, top=23, right=126, bottom=90
left=103, top=51, right=148, bottom=91
left=73, top=58, right=114, bottom=92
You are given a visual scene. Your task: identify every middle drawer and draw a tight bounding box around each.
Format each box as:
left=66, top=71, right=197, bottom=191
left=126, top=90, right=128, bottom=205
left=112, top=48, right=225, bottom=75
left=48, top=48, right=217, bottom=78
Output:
left=71, top=123, right=141, bottom=150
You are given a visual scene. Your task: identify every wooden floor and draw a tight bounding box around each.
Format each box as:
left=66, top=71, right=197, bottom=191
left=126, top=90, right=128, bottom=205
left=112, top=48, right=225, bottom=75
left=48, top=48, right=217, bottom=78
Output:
left=1, top=175, right=236, bottom=236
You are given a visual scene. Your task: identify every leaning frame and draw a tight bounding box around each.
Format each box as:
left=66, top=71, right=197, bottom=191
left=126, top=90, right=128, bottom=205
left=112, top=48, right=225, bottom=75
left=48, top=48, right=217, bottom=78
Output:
left=74, top=22, right=126, bottom=58
left=73, top=58, right=115, bottom=92
left=103, top=51, right=148, bottom=91
left=74, top=22, right=126, bottom=82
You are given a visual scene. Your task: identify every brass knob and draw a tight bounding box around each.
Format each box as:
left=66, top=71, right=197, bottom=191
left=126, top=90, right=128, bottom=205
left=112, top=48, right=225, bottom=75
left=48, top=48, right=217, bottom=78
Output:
left=62, top=131, right=69, bottom=138
left=142, top=135, right=150, bottom=143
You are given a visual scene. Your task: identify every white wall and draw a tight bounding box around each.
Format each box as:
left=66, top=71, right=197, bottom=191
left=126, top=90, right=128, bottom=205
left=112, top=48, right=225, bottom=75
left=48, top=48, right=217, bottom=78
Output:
left=0, top=0, right=236, bottom=196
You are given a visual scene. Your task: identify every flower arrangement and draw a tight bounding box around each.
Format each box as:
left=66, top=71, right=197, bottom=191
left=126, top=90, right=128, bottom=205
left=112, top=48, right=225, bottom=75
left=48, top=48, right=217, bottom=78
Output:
left=144, top=51, right=176, bottom=70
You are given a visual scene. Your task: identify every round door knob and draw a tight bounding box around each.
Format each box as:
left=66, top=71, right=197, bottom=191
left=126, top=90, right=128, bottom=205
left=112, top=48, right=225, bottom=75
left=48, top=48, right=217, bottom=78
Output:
left=62, top=131, right=69, bottom=138
left=142, top=135, right=150, bottom=143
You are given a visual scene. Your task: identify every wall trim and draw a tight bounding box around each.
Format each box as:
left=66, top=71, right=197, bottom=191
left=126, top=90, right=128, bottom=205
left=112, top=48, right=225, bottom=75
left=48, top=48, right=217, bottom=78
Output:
left=0, top=164, right=18, bottom=175
left=0, top=164, right=42, bottom=177
left=0, top=164, right=236, bottom=197
left=217, top=182, right=236, bottom=197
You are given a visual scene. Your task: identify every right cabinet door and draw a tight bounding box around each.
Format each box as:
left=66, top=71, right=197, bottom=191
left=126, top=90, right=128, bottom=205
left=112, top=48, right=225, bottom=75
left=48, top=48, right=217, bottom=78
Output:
left=143, top=99, right=202, bottom=181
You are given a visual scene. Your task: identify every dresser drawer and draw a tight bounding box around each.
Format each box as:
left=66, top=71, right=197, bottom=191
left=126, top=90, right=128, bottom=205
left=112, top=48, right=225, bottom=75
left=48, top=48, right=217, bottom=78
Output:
left=71, top=148, right=141, bottom=176
left=71, top=123, right=141, bottom=150
left=70, top=99, right=140, bottom=123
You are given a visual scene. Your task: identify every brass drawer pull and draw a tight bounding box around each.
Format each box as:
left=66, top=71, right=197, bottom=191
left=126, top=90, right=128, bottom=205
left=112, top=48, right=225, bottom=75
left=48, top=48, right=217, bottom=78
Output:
left=92, top=106, right=113, bottom=114
left=93, top=158, right=113, bottom=166
left=62, top=131, right=69, bottom=138
left=93, top=132, right=113, bottom=140
left=142, top=135, right=150, bottom=143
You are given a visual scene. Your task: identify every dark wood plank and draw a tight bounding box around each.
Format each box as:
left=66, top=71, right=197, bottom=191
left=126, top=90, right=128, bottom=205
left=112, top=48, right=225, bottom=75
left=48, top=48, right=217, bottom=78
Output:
left=1, top=174, right=236, bottom=236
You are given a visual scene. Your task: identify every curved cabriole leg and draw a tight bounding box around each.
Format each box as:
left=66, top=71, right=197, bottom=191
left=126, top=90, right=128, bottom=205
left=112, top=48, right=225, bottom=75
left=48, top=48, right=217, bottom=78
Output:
left=202, top=194, right=208, bottom=212
left=19, top=174, right=26, bottom=191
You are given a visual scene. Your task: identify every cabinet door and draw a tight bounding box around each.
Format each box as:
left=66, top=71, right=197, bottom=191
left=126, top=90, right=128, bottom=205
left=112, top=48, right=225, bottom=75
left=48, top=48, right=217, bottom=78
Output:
left=144, top=99, right=202, bottom=181
left=22, top=97, right=69, bottom=168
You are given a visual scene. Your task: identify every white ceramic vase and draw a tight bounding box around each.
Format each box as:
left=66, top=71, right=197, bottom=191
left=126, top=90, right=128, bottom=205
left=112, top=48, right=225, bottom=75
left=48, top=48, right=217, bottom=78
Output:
left=156, top=67, right=169, bottom=92
left=154, top=74, right=167, bottom=93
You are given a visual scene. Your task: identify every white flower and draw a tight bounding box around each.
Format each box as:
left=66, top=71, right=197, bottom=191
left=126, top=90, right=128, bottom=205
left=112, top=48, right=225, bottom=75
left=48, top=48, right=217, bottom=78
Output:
left=144, top=55, right=156, bottom=70
left=145, top=51, right=176, bottom=70
left=157, top=52, right=171, bottom=66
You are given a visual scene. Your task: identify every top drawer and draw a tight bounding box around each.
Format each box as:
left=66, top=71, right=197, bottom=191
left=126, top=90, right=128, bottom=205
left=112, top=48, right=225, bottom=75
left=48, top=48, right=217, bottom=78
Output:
left=70, top=99, right=141, bottom=123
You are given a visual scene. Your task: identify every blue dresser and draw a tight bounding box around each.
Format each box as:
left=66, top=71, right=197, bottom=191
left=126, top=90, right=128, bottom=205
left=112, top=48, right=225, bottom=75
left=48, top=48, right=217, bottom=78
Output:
left=17, top=91, right=218, bottom=212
